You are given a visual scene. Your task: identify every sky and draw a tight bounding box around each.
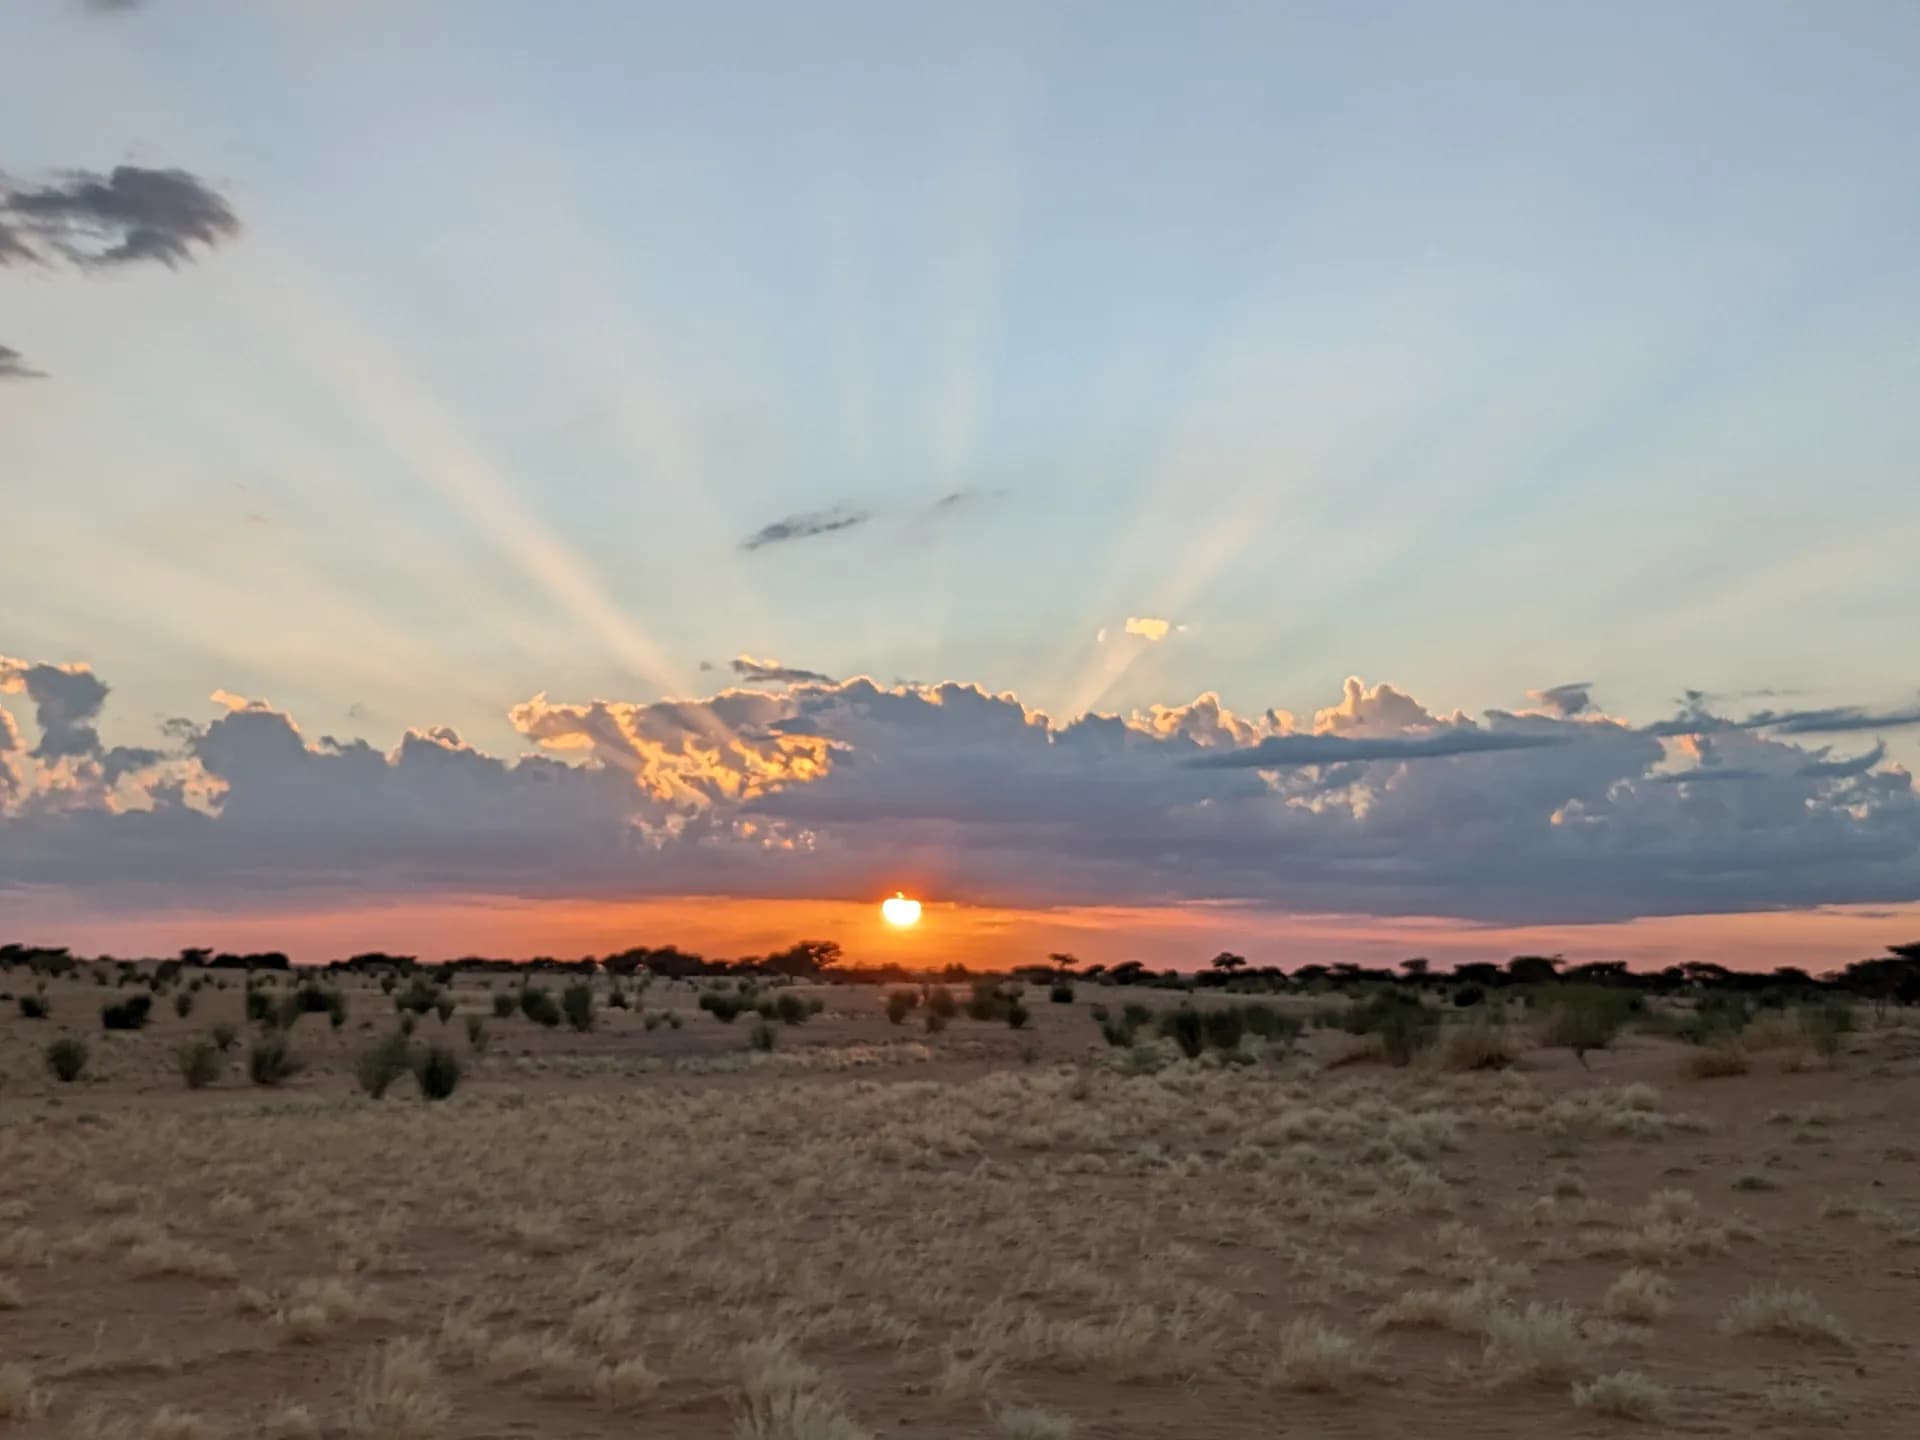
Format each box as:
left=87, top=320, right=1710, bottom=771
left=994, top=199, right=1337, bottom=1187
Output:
left=3, top=0, right=1918, bottom=969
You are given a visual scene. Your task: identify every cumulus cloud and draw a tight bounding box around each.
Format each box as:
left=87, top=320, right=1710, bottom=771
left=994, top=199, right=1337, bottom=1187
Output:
left=0, top=344, right=45, bottom=381
left=1, top=166, right=239, bottom=270
left=731, top=655, right=833, bottom=686
left=2, top=659, right=1917, bottom=926
left=740, top=503, right=870, bottom=553
left=1124, top=616, right=1172, bottom=642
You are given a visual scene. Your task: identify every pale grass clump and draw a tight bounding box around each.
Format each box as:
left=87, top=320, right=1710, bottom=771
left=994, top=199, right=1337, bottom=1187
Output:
left=1266, top=1317, right=1376, bottom=1393
left=89, top=1181, right=142, bottom=1214
left=485, top=1329, right=595, bottom=1395
left=0, top=1275, right=22, bottom=1309
left=1686, top=1040, right=1751, bottom=1079
left=0, top=1224, right=49, bottom=1267
left=262, top=1405, right=322, bottom=1440
left=1572, top=1370, right=1668, bottom=1421
left=995, top=1406, right=1075, bottom=1440
left=731, top=1338, right=869, bottom=1440
left=273, top=1277, right=375, bottom=1341
left=351, top=1340, right=451, bottom=1440
left=1602, top=1268, right=1673, bottom=1323
left=566, top=1292, right=634, bottom=1352
left=127, top=1237, right=238, bottom=1283
left=0, top=1362, right=48, bottom=1421
left=1479, top=1302, right=1592, bottom=1384
left=144, top=1406, right=217, bottom=1440
left=1440, top=1021, right=1515, bottom=1071
left=1719, top=1286, right=1848, bottom=1344
left=934, top=1348, right=1003, bottom=1407
left=591, top=1356, right=664, bottom=1408
left=1370, top=1282, right=1504, bottom=1334
left=435, top=1305, right=494, bottom=1367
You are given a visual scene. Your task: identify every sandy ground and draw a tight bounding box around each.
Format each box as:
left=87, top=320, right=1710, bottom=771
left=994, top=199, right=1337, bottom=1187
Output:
left=2, top=969, right=1918, bottom=1439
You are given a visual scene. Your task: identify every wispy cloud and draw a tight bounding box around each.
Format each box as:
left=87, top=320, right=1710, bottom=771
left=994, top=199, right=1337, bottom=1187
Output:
left=740, top=503, right=871, bottom=553
left=731, top=655, right=833, bottom=686
left=0, top=345, right=45, bottom=381
left=1528, top=682, right=1594, bottom=717
left=2, top=166, right=239, bottom=270
left=1185, top=728, right=1570, bottom=769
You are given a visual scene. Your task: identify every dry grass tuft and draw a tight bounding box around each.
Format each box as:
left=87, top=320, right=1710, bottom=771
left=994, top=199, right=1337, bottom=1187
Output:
left=1480, top=1302, right=1591, bottom=1384
left=1370, top=1282, right=1502, bottom=1334
left=1720, top=1286, right=1848, bottom=1344
left=731, top=1339, right=868, bottom=1440
left=1602, top=1268, right=1673, bottom=1323
left=127, top=1237, right=238, bottom=1283
left=1441, top=1022, right=1516, bottom=1071
left=0, top=1275, right=22, bottom=1310
left=144, top=1406, right=217, bottom=1440
left=591, top=1356, right=664, bottom=1408
left=0, top=1362, right=48, bottom=1421
left=1266, top=1318, right=1376, bottom=1393
left=1686, top=1040, right=1752, bottom=1079
left=261, top=1405, right=322, bottom=1440
left=272, top=1277, right=374, bottom=1342
left=1572, top=1370, right=1668, bottom=1421
left=995, top=1407, right=1075, bottom=1440
left=351, top=1340, right=451, bottom=1440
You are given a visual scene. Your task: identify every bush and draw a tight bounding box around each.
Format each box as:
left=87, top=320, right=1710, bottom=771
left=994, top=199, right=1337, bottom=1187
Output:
left=46, top=1037, right=89, bottom=1082
left=174, top=990, right=194, bottom=1019
left=101, top=993, right=153, bottom=1031
left=465, top=1016, right=488, bottom=1052
left=1122, top=1003, right=1154, bottom=1031
left=248, top=1036, right=302, bottom=1087
left=1099, top=1018, right=1134, bottom=1047
left=698, top=991, right=745, bottom=1023
left=519, top=987, right=562, bottom=1027
left=1237, top=1002, right=1304, bottom=1048
left=885, top=990, right=917, bottom=1024
left=924, top=1008, right=949, bottom=1035
left=1202, top=1006, right=1245, bottom=1053
left=380, top=974, right=397, bottom=994
left=562, top=983, right=596, bottom=1032
left=1687, top=1039, right=1752, bottom=1079
left=245, top=989, right=274, bottom=1024
left=1049, top=983, right=1075, bottom=1004
left=966, top=980, right=1005, bottom=1022
left=395, top=978, right=441, bottom=1016
left=177, top=1039, right=221, bottom=1089
left=1005, top=1000, right=1031, bottom=1030
left=643, top=1012, right=664, bottom=1031
left=413, top=1044, right=462, bottom=1100
left=17, top=994, right=48, bottom=1020
left=606, top=987, right=630, bottom=1009
left=1452, top=984, right=1486, bottom=1008
left=773, top=992, right=808, bottom=1025
left=1541, top=986, right=1635, bottom=1064
left=749, top=1019, right=778, bottom=1052
left=1339, top=990, right=1439, bottom=1066
left=1442, top=1020, right=1515, bottom=1071
left=434, top=995, right=456, bottom=1025
left=492, top=992, right=516, bottom=1018
left=1804, top=1000, right=1854, bottom=1059
left=1160, top=1007, right=1205, bottom=1059
left=356, top=1032, right=414, bottom=1098
left=926, top=986, right=958, bottom=1020
left=399, top=1013, right=417, bottom=1037
left=1678, top=993, right=1752, bottom=1045
left=211, top=1022, right=238, bottom=1052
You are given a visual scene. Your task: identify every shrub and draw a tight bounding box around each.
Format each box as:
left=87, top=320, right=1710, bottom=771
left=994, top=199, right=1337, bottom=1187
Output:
left=101, top=993, right=153, bottom=1031
left=1160, top=1007, right=1205, bottom=1059
left=1540, top=986, right=1633, bottom=1064
left=1201, top=1006, right=1245, bottom=1053
left=749, top=1019, right=778, bottom=1052
left=248, top=1036, right=302, bottom=1087
left=699, top=991, right=745, bottom=1023
left=380, top=974, right=397, bottom=994
left=1121, top=1003, right=1154, bottom=1030
left=1452, top=983, right=1486, bottom=1008
left=491, top=992, right=516, bottom=1018
left=17, top=994, right=48, bottom=1020
left=245, top=989, right=274, bottom=1024
left=1049, top=983, right=1075, bottom=1004
left=1678, top=993, right=1752, bottom=1045
left=885, top=990, right=917, bottom=1024
left=174, top=990, right=195, bottom=1019
left=357, top=1032, right=414, bottom=1098
left=926, top=986, right=958, bottom=1020
left=606, top=987, right=629, bottom=1009
left=643, top=1012, right=664, bottom=1031
left=1237, top=1002, right=1303, bottom=1047
left=177, top=1039, right=221, bottom=1089
left=1099, top=1018, right=1134, bottom=1047
left=465, top=1016, right=488, bottom=1052
left=924, top=1008, right=949, bottom=1035
left=1804, top=1000, right=1854, bottom=1059
left=399, top=1013, right=416, bottom=1037
left=519, top=987, right=562, bottom=1027
left=1687, top=1039, right=1751, bottom=1079
left=1442, top=1020, right=1515, bottom=1071
left=413, top=1044, right=462, bottom=1100
left=1005, top=1000, right=1031, bottom=1030
left=211, top=1022, right=238, bottom=1052
left=45, top=1037, right=88, bottom=1082
left=1340, top=990, right=1439, bottom=1065
left=966, top=980, right=1006, bottom=1022
left=772, top=992, right=808, bottom=1025
left=561, top=983, right=596, bottom=1032
left=395, top=978, right=441, bottom=1016
left=433, top=995, right=455, bottom=1025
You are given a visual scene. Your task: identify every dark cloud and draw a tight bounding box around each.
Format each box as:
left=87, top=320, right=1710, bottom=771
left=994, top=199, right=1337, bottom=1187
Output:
left=1186, top=727, right=1570, bottom=769
left=731, top=655, right=833, bottom=686
left=1, top=166, right=239, bottom=270
left=740, top=503, right=870, bottom=553
left=0, top=345, right=45, bottom=381
left=3, top=665, right=1917, bottom=927
left=1647, top=699, right=1920, bottom=739
left=82, top=0, right=145, bottom=11
left=1528, top=682, right=1594, bottom=718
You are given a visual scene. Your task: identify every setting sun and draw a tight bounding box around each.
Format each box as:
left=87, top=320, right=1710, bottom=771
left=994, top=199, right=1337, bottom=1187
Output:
left=880, top=892, right=923, bottom=928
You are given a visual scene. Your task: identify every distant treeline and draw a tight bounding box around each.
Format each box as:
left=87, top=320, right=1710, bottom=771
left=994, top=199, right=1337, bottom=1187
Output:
left=3, top=938, right=1917, bottom=1006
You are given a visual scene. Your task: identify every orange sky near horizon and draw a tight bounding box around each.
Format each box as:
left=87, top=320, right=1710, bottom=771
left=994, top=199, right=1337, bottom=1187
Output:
left=13, top=894, right=1918, bottom=974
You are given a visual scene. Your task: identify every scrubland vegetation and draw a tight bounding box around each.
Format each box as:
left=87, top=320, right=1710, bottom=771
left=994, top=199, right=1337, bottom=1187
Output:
left=2, top=939, right=1918, bottom=1436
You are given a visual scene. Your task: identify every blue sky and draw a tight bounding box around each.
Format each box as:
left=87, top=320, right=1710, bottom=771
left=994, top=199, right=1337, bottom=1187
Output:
left=3, top=1, right=1918, bottom=961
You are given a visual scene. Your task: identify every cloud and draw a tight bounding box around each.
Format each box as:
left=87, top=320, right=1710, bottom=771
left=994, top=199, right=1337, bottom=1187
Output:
left=2, top=661, right=1917, bottom=927
left=0, top=345, right=46, bottom=381
left=1528, top=682, right=1594, bottom=718
left=1124, top=616, right=1172, bottom=642
left=2, top=166, right=239, bottom=270
left=82, top=0, right=145, bottom=11
left=1758, top=705, right=1920, bottom=735
left=731, top=655, right=834, bottom=686
left=740, top=503, right=870, bottom=553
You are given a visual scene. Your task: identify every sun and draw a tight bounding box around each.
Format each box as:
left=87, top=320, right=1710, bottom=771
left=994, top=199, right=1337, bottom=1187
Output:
left=880, top=892, right=923, bottom=928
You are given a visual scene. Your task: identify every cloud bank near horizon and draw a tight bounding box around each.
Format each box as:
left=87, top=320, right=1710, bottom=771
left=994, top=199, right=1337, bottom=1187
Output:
left=2, top=657, right=1917, bottom=927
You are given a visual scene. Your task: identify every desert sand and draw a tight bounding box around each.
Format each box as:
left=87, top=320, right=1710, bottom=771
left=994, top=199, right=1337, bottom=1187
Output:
left=2, top=968, right=1917, bottom=1438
